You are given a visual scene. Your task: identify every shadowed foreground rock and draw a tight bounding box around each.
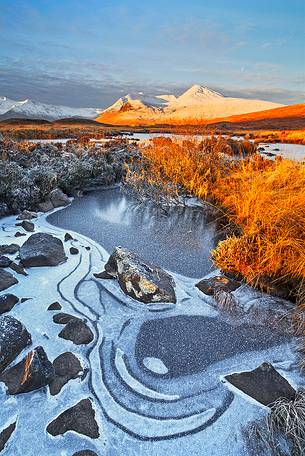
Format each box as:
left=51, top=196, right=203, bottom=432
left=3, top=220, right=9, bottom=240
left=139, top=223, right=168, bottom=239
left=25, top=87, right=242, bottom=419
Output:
left=0, top=421, right=16, bottom=452
left=0, top=315, right=31, bottom=373
left=96, top=246, right=176, bottom=304
left=0, top=294, right=19, bottom=315
left=46, top=399, right=99, bottom=438
left=73, top=451, right=98, bottom=456
left=0, top=346, right=54, bottom=394
left=49, top=352, right=83, bottom=395
left=20, top=233, right=66, bottom=267
left=225, top=362, right=296, bottom=406
left=0, top=270, right=18, bottom=292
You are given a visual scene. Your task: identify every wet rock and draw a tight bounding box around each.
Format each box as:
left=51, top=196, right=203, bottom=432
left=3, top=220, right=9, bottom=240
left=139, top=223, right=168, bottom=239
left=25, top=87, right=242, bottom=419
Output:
left=16, top=220, right=35, bottom=232
left=15, top=232, right=26, bottom=238
left=196, top=275, right=241, bottom=296
left=16, top=210, right=37, bottom=221
left=64, top=232, right=73, bottom=242
left=0, top=346, right=54, bottom=394
left=46, top=398, right=99, bottom=438
left=53, top=313, right=78, bottom=325
left=59, top=319, right=94, bottom=345
left=9, top=262, right=28, bottom=276
left=224, top=362, right=296, bottom=406
left=20, top=233, right=66, bottom=267
left=47, top=301, right=62, bottom=311
left=0, top=244, right=19, bottom=255
left=0, top=315, right=31, bottom=373
left=0, top=270, right=18, bottom=292
left=49, top=352, right=83, bottom=395
left=37, top=200, right=54, bottom=213
left=73, top=451, right=98, bottom=456
left=99, top=247, right=176, bottom=304
left=0, top=421, right=16, bottom=452
left=49, top=188, right=70, bottom=208
left=0, top=294, right=19, bottom=314
left=70, top=247, right=79, bottom=255
left=0, top=256, right=12, bottom=268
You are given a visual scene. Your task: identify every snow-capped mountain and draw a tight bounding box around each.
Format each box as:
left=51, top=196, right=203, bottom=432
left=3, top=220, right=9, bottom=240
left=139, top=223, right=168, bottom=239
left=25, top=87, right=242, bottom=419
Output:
left=0, top=96, right=102, bottom=120
left=96, top=85, right=284, bottom=125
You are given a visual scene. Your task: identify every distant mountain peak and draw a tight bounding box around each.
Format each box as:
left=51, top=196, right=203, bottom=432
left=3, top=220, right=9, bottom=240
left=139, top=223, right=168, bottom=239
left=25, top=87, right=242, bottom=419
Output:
left=179, top=85, right=224, bottom=100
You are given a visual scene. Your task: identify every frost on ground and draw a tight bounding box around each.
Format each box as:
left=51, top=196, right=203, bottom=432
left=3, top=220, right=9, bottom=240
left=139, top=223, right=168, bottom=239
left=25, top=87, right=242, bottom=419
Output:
left=0, top=209, right=302, bottom=456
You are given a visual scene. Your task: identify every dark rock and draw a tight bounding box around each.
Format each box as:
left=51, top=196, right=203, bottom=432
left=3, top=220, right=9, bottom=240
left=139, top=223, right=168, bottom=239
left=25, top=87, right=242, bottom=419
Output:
left=15, top=232, right=26, bottom=238
left=224, top=362, right=296, bottom=406
left=20, top=297, right=31, bottom=303
left=0, top=346, right=54, bottom=394
left=0, top=256, right=12, bottom=268
left=16, top=210, right=37, bottom=221
left=273, top=148, right=280, bottom=151
left=64, top=232, right=73, bottom=242
left=0, top=315, right=31, bottom=373
left=49, top=352, right=83, bottom=395
left=46, top=398, right=99, bottom=438
left=0, top=421, right=16, bottom=452
left=20, top=233, right=66, bottom=267
left=16, top=220, right=35, bottom=232
left=59, top=319, right=94, bottom=345
left=49, top=188, right=70, bottom=208
left=10, top=262, right=28, bottom=276
left=48, top=301, right=62, bottom=311
left=196, top=275, right=241, bottom=296
left=0, top=244, right=19, bottom=255
left=37, top=200, right=54, bottom=213
left=53, top=313, right=78, bottom=325
left=100, top=247, right=176, bottom=304
left=85, top=246, right=91, bottom=251
left=0, top=294, right=19, bottom=314
left=73, top=451, right=98, bottom=456
left=0, top=270, right=18, bottom=292
left=257, top=147, right=265, bottom=151
left=70, top=247, right=79, bottom=255
left=94, top=270, right=114, bottom=279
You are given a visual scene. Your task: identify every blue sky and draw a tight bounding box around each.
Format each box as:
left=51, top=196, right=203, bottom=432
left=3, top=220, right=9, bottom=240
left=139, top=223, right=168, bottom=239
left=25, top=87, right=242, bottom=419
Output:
left=0, top=0, right=304, bottom=107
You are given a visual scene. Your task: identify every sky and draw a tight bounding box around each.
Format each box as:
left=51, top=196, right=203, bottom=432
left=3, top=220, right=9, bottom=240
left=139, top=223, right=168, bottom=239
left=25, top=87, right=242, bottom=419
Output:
left=0, top=0, right=304, bottom=108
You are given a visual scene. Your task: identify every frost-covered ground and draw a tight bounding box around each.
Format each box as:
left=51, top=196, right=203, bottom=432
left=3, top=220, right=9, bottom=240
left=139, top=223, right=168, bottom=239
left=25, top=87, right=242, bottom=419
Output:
left=0, top=208, right=303, bottom=455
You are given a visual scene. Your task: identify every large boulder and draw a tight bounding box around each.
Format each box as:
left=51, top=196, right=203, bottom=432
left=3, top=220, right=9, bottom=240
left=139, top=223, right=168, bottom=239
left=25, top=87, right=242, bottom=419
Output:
left=20, top=233, right=66, bottom=267
left=0, top=316, right=31, bottom=373
left=96, top=247, right=176, bottom=304
left=49, top=188, right=70, bottom=208
left=0, top=294, right=19, bottom=315
left=46, top=399, right=99, bottom=438
left=37, top=200, right=54, bottom=213
left=224, top=362, right=296, bottom=406
left=0, top=270, right=18, bottom=292
left=0, top=346, right=54, bottom=394
left=49, top=352, right=83, bottom=396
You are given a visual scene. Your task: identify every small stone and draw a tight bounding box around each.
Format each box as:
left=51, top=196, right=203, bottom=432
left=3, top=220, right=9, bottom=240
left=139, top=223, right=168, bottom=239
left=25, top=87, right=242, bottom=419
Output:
left=16, top=220, right=35, bottom=232
left=0, top=346, right=55, bottom=394
left=85, top=246, right=91, bottom=251
left=196, top=275, right=241, bottom=296
left=0, top=270, right=18, bottom=292
left=47, top=301, right=62, bottom=311
left=49, top=352, right=83, bottom=395
left=0, top=421, right=16, bottom=452
left=0, top=244, right=19, bottom=255
left=53, top=313, right=78, bottom=325
left=16, top=210, right=37, bottom=221
left=94, top=270, right=114, bottom=279
left=9, top=262, right=28, bottom=276
left=0, top=256, right=12, bottom=268
left=70, top=247, right=79, bottom=255
left=64, top=233, right=73, bottom=242
left=59, top=319, right=94, bottom=345
left=46, top=398, right=99, bottom=438
left=0, top=294, right=19, bottom=314
left=15, top=232, right=26, bottom=238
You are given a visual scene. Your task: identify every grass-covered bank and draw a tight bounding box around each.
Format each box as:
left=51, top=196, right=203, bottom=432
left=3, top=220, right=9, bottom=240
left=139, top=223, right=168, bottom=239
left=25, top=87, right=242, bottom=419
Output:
left=126, top=136, right=305, bottom=302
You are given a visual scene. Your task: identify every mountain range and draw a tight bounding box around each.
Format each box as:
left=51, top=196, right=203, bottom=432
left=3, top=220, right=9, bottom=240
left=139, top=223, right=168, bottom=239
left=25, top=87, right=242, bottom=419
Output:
left=0, top=85, right=285, bottom=124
